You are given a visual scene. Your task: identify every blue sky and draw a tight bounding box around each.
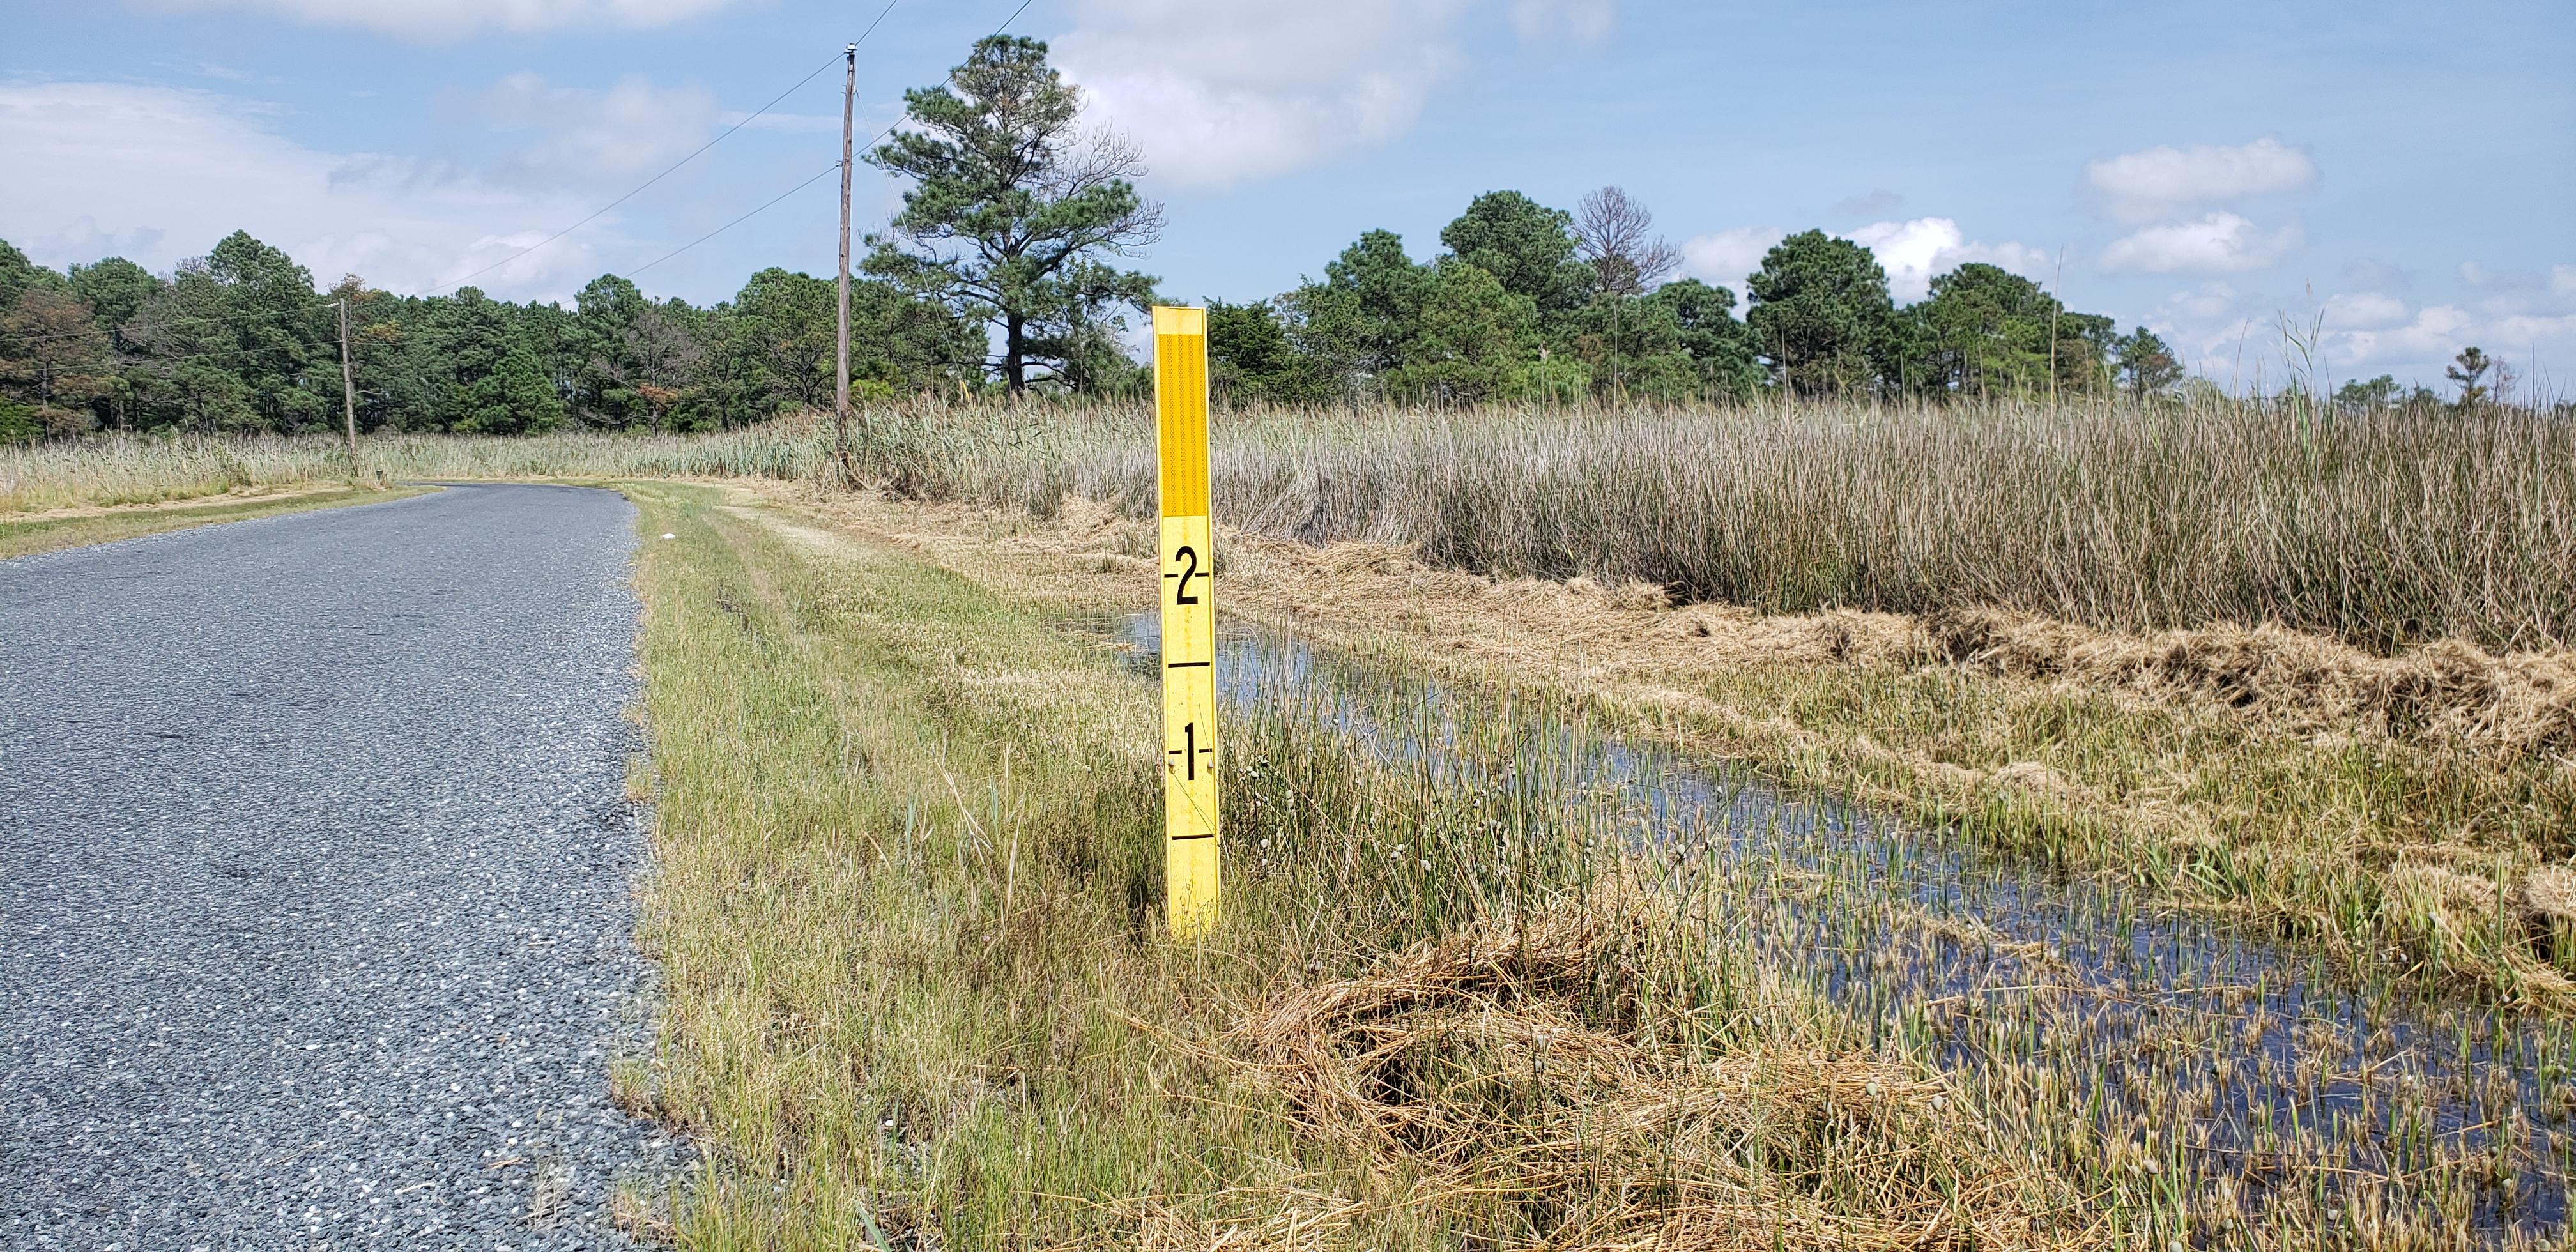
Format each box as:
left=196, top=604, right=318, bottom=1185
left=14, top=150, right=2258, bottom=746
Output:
left=4, top=0, right=2570, bottom=392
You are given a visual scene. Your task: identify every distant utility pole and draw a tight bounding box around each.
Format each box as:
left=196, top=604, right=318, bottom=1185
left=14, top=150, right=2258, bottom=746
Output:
left=335, top=300, right=360, bottom=477
left=835, top=41, right=856, bottom=475
left=2048, top=247, right=2065, bottom=407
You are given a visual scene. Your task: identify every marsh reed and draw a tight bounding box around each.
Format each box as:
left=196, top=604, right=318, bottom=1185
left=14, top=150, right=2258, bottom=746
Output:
left=14, top=394, right=2570, bottom=652
left=850, top=396, right=2576, bottom=653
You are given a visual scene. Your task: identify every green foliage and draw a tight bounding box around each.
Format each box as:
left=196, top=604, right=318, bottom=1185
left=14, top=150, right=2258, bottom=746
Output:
left=0, top=239, right=66, bottom=310
left=1648, top=279, right=1764, bottom=401
left=0, top=225, right=974, bottom=441
left=0, top=163, right=2223, bottom=441
left=1515, top=352, right=1593, bottom=403
left=1438, top=191, right=1591, bottom=323
left=462, top=342, right=565, bottom=434
left=1208, top=298, right=1331, bottom=406
left=1746, top=231, right=1896, bottom=397
left=68, top=258, right=161, bottom=340
left=2055, top=312, right=2117, bottom=396
left=204, top=231, right=334, bottom=429
left=1284, top=229, right=1431, bottom=393
left=1383, top=258, right=1540, bottom=404
left=0, top=401, right=38, bottom=444
left=2447, top=346, right=2492, bottom=409
left=2334, top=374, right=2400, bottom=412
left=2115, top=328, right=2184, bottom=399
left=728, top=268, right=838, bottom=411
left=866, top=36, right=1161, bottom=393
left=1917, top=263, right=2056, bottom=396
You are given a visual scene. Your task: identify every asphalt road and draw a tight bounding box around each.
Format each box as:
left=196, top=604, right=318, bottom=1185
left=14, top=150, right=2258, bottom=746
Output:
left=1, top=484, right=676, bottom=1249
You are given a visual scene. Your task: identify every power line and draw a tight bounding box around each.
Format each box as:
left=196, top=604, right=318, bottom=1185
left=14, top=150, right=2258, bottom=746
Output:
left=4, top=301, right=339, bottom=346
left=421, top=1, right=908, bottom=297
left=624, top=162, right=844, bottom=279
left=617, top=0, right=1041, bottom=283
left=12, top=0, right=1036, bottom=339
left=851, top=0, right=905, bottom=47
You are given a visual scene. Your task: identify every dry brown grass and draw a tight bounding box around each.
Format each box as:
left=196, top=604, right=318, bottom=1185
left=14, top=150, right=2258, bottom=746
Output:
left=831, top=488, right=2576, bottom=756
left=1917, top=607, right=2576, bottom=754
left=770, top=485, right=2576, bottom=1007
left=20, top=395, right=2570, bottom=652
left=1225, top=892, right=2089, bottom=1251
left=839, top=397, right=2576, bottom=653
left=0, top=482, right=426, bottom=559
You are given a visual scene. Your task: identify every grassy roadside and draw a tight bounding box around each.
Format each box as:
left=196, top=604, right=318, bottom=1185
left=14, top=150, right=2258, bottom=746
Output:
left=615, top=482, right=2101, bottom=1249
left=0, top=484, right=431, bottom=559
left=769, top=488, right=2576, bottom=1011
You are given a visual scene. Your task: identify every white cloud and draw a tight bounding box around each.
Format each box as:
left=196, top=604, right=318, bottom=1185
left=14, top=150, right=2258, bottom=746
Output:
left=2323, top=304, right=2478, bottom=372
left=2484, top=312, right=2576, bottom=355
left=2085, top=137, right=2317, bottom=222
left=2324, top=290, right=2408, bottom=330
left=1057, top=0, right=1469, bottom=189
left=138, top=0, right=743, bottom=42
left=2100, top=212, right=2303, bottom=274
left=1057, top=0, right=1616, bottom=189
left=1677, top=226, right=1784, bottom=301
left=2143, top=280, right=2575, bottom=392
left=2458, top=260, right=2568, bottom=294
left=2339, top=306, right=2576, bottom=399
left=0, top=81, right=609, bottom=300
left=2161, top=281, right=2238, bottom=321
left=468, top=73, right=720, bottom=187
left=1679, top=218, right=2048, bottom=302
left=1847, top=217, right=2050, bottom=302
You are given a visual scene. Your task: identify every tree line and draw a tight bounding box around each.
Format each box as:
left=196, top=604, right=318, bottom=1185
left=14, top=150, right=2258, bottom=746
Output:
left=1203, top=193, right=2184, bottom=408
left=0, top=34, right=2519, bottom=443
left=0, top=232, right=980, bottom=442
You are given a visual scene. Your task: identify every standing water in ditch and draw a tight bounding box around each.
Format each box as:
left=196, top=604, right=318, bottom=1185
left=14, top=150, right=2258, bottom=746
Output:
left=1096, top=610, right=2576, bottom=1246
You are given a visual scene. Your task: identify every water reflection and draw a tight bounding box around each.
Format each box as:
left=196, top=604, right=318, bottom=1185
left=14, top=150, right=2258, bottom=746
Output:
left=1088, top=609, right=2575, bottom=1241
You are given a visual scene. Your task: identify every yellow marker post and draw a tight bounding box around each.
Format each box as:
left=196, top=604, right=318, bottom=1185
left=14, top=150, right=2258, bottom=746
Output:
left=1154, top=305, right=1219, bottom=940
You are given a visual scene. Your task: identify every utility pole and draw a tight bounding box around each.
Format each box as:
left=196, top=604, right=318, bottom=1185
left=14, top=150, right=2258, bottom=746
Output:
left=2048, top=247, right=2065, bottom=407
left=836, top=41, right=856, bottom=475
left=335, top=299, right=360, bottom=477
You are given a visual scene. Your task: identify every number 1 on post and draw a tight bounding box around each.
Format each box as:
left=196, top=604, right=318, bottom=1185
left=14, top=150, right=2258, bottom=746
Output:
left=1154, top=305, right=1219, bottom=940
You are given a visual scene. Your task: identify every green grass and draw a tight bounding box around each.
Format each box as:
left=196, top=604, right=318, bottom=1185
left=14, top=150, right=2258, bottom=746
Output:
left=615, top=482, right=2098, bottom=1250
left=0, top=484, right=429, bottom=559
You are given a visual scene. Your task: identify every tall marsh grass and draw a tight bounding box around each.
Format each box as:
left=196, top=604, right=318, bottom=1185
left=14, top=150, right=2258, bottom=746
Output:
left=853, top=398, right=2576, bottom=653
left=0, top=426, right=826, bottom=513
left=14, top=395, right=2570, bottom=652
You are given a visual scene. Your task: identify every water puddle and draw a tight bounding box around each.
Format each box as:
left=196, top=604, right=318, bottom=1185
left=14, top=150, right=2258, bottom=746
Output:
left=1089, top=609, right=2575, bottom=1242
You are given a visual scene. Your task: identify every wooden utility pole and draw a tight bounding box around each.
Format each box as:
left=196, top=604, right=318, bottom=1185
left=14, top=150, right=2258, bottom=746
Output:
left=835, top=42, right=856, bottom=473
left=2048, top=247, right=2065, bottom=407
left=335, top=300, right=360, bottom=477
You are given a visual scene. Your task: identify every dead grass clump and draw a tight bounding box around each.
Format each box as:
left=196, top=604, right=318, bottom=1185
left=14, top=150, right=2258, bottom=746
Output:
left=2379, top=860, right=2576, bottom=998
left=1232, top=896, right=2092, bottom=1251
left=2517, top=865, right=2576, bottom=977
left=2521, top=866, right=2576, bottom=926
left=1124, top=1194, right=1369, bottom=1252
left=1921, top=606, right=2576, bottom=752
